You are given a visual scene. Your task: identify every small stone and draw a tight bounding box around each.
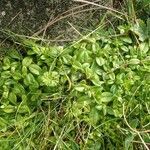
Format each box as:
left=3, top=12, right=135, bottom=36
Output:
left=1, top=11, right=6, bottom=16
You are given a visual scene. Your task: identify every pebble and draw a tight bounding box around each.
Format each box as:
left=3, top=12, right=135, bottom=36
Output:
left=1, top=11, right=6, bottom=16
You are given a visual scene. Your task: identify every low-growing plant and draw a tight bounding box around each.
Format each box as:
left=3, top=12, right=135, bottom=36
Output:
left=135, top=0, right=150, bottom=21
left=0, top=21, right=150, bottom=149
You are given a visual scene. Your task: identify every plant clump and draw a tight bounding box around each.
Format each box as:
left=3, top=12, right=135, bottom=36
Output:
left=0, top=21, right=150, bottom=149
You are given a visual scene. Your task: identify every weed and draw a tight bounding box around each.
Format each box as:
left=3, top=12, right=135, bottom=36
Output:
left=0, top=1, right=149, bottom=149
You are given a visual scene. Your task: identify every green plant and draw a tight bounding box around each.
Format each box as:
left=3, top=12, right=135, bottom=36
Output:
left=0, top=20, right=149, bottom=149
left=135, top=0, right=150, bottom=21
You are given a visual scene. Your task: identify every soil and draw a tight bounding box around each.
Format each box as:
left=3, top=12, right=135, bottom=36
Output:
left=0, top=1, right=71, bottom=35
left=0, top=0, right=112, bottom=43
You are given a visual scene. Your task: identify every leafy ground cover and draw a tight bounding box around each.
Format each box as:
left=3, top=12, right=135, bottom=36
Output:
left=0, top=19, right=150, bottom=149
left=0, top=1, right=150, bottom=150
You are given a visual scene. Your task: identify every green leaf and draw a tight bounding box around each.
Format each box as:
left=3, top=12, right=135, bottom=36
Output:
left=22, top=57, right=32, bottom=67
left=139, top=42, right=149, bottom=54
left=89, top=108, right=99, bottom=125
left=130, top=20, right=149, bottom=41
left=31, top=90, right=41, bottom=101
left=130, top=119, right=139, bottom=128
left=91, top=78, right=104, bottom=86
left=3, top=57, right=10, bottom=70
left=1, top=105, right=15, bottom=113
left=124, top=134, right=134, bottom=150
left=96, top=57, right=105, bottom=66
left=75, top=86, right=85, bottom=92
left=2, top=90, right=9, bottom=99
left=22, top=66, right=28, bottom=76
left=29, top=64, right=41, bottom=75
left=1, top=71, right=11, bottom=78
left=0, top=78, right=4, bottom=86
left=95, top=105, right=103, bottom=110
left=11, top=62, right=19, bottom=72
left=101, top=92, right=113, bottom=102
left=9, top=92, right=17, bottom=104
left=12, top=72, right=22, bottom=80
left=22, top=94, right=28, bottom=102
left=29, top=81, right=39, bottom=90
left=0, top=117, right=7, bottom=132
left=9, top=50, right=21, bottom=60
left=109, top=72, right=115, bottom=80
left=92, top=42, right=100, bottom=53
left=113, top=109, right=122, bottom=117
left=23, top=40, right=42, bottom=55
left=80, top=50, right=91, bottom=63
left=41, top=71, right=59, bottom=86
left=129, top=59, right=140, bottom=65
left=121, top=37, right=132, bottom=44
left=24, top=73, right=35, bottom=85
left=61, top=55, right=72, bottom=64
left=121, top=46, right=129, bottom=52
left=72, top=61, right=83, bottom=70
left=13, top=83, right=25, bottom=95
left=85, top=67, right=94, bottom=78
left=18, top=105, right=30, bottom=114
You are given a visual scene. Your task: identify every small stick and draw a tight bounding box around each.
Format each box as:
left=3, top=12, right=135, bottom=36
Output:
left=123, top=103, right=149, bottom=150
left=68, top=21, right=83, bottom=36
left=73, top=0, right=126, bottom=16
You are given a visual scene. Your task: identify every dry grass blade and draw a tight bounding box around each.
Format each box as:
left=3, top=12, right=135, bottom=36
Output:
left=74, top=0, right=126, bottom=16
left=33, top=8, right=102, bottom=36
left=123, top=103, right=149, bottom=150
left=67, top=21, right=83, bottom=36
left=32, top=0, right=113, bottom=37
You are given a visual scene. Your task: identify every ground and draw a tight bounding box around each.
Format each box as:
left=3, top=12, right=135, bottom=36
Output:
left=0, top=0, right=112, bottom=43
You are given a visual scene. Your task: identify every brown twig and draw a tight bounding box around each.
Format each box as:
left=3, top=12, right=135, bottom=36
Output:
left=32, top=0, right=117, bottom=36
left=7, top=11, right=22, bottom=26
left=74, top=0, right=126, bottom=16
left=33, top=6, right=105, bottom=36
left=123, top=103, right=149, bottom=150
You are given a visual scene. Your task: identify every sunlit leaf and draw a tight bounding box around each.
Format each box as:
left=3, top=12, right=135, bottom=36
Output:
left=101, top=92, right=113, bottom=102
left=9, top=92, right=17, bottom=104
left=96, top=57, right=105, bottom=66
left=29, top=64, right=41, bottom=75
left=129, top=59, right=140, bottom=64
left=22, top=57, right=32, bottom=67
left=1, top=105, right=15, bottom=113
